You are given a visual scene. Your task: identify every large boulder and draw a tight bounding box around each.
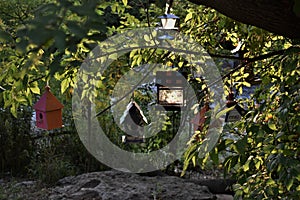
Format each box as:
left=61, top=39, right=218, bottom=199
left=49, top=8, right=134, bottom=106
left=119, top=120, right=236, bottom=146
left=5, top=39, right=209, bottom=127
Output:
left=49, top=170, right=215, bottom=200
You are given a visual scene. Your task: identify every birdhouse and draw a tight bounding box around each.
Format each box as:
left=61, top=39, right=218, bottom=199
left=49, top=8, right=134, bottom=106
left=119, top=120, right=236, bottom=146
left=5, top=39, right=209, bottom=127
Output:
left=191, top=103, right=210, bottom=132
left=225, top=90, right=246, bottom=122
left=156, top=71, right=186, bottom=111
left=120, top=99, right=148, bottom=144
left=33, top=86, right=64, bottom=130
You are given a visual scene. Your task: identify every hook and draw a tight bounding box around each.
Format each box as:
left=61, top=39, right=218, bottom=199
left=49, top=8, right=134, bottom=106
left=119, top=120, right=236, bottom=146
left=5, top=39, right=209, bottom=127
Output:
left=165, top=0, right=174, bottom=14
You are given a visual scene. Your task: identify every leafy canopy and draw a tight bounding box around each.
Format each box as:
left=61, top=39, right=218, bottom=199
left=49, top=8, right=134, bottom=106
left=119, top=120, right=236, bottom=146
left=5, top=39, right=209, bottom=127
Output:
left=0, top=0, right=299, bottom=199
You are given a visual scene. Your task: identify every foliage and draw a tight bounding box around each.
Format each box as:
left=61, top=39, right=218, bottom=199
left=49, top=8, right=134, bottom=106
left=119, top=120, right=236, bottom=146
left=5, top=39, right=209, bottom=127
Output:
left=180, top=3, right=300, bottom=199
left=0, top=0, right=300, bottom=199
left=0, top=107, right=33, bottom=176
left=28, top=132, right=108, bottom=185
left=228, top=51, right=300, bottom=199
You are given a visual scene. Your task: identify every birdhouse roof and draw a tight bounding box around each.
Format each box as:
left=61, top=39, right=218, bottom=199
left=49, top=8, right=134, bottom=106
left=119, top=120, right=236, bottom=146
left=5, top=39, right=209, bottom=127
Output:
left=34, top=87, right=64, bottom=112
left=120, top=100, right=148, bottom=125
left=158, top=14, right=180, bottom=19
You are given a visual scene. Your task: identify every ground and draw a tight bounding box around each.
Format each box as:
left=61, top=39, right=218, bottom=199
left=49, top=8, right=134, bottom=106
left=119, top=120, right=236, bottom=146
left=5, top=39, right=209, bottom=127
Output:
left=0, top=170, right=234, bottom=200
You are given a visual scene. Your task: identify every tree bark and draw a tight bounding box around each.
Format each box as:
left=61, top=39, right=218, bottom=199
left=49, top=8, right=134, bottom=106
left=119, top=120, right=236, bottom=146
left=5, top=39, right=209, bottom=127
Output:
left=187, top=0, right=300, bottom=39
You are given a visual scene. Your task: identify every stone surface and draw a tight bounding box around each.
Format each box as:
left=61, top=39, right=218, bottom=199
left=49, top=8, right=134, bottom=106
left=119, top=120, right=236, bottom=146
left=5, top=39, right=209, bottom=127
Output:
left=215, top=194, right=234, bottom=200
left=0, top=170, right=235, bottom=199
left=48, top=170, right=215, bottom=200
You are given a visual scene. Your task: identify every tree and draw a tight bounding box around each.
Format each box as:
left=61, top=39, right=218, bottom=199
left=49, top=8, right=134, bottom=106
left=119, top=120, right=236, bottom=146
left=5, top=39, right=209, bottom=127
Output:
left=187, top=0, right=300, bottom=39
left=179, top=2, right=300, bottom=199
left=0, top=0, right=299, bottom=198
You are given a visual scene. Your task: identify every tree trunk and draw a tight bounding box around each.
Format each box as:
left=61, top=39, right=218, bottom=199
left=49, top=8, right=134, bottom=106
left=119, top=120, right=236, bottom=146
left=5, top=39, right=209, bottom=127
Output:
left=187, top=0, right=300, bottom=39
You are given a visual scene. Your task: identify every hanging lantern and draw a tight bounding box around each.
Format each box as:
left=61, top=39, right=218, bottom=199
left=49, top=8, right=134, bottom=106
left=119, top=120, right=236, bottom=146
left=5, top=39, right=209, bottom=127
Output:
left=157, top=0, right=179, bottom=40
left=157, top=13, right=179, bottom=40
left=158, top=14, right=180, bottom=30
left=33, top=86, right=64, bottom=130
left=225, top=90, right=246, bottom=122
left=156, top=71, right=186, bottom=111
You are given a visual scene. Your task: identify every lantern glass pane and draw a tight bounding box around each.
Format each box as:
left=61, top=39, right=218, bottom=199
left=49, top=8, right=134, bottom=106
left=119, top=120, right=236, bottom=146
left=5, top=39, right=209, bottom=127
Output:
left=161, top=18, right=176, bottom=29
left=158, top=89, right=183, bottom=105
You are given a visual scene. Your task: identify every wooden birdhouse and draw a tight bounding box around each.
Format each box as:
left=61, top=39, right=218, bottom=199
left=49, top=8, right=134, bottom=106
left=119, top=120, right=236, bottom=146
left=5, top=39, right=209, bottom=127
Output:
left=120, top=99, right=148, bottom=144
left=33, top=86, right=64, bottom=130
left=191, top=103, right=210, bottom=132
left=225, top=90, right=246, bottom=123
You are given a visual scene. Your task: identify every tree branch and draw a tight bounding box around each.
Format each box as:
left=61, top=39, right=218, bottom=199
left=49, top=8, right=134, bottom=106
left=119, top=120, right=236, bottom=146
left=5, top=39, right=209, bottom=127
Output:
left=187, top=0, right=300, bottom=39
left=95, top=50, right=171, bottom=117
left=209, top=48, right=288, bottom=87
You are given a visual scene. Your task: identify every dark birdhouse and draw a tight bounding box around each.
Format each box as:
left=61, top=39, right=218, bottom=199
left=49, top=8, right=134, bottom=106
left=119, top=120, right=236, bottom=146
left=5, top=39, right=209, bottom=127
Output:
left=156, top=71, right=185, bottom=111
left=120, top=100, right=148, bottom=144
left=225, top=90, right=246, bottom=122
left=33, top=86, right=64, bottom=130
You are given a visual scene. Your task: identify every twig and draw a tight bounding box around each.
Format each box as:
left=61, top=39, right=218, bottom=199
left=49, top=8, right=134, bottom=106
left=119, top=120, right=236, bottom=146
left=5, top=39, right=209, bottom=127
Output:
left=95, top=50, right=171, bottom=117
left=208, top=48, right=287, bottom=87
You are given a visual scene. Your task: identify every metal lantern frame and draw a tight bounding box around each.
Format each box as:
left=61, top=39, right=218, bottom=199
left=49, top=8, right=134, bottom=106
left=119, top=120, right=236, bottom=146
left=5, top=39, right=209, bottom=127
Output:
left=156, top=71, right=186, bottom=111
left=158, top=13, right=180, bottom=30
left=157, top=1, right=180, bottom=40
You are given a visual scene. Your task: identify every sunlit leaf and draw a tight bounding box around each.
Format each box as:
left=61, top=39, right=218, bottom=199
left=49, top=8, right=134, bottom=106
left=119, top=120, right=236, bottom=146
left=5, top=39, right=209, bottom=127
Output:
left=185, top=12, right=193, bottom=22
left=122, top=0, right=128, bottom=6
left=268, top=122, right=277, bottom=131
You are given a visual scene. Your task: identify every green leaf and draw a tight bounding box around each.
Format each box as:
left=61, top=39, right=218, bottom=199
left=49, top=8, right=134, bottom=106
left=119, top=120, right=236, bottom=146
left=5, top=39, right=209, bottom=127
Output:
left=242, top=81, right=251, bottom=87
left=136, top=55, right=143, bottom=65
left=61, top=78, right=69, bottom=94
left=10, top=103, right=17, bottom=118
left=268, top=122, right=277, bottom=131
left=243, top=156, right=253, bottom=172
left=210, top=148, right=219, bottom=164
left=143, top=34, right=150, bottom=42
left=129, top=50, right=137, bottom=58
left=192, top=156, right=196, bottom=167
left=178, top=61, right=184, bottom=67
left=30, top=86, right=40, bottom=94
left=54, top=31, right=66, bottom=51
left=233, top=136, right=247, bottom=154
left=0, top=30, right=13, bottom=42
left=286, top=178, right=293, bottom=191
left=215, top=106, right=235, bottom=119
left=185, top=12, right=193, bottom=22
left=254, top=158, right=262, bottom=170
left=122, top=0, right=128, bottom=6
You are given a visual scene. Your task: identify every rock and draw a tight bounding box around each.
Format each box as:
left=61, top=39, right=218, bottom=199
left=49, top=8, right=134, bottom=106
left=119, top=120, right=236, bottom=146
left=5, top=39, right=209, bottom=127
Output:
left=49, top=170, right=215, bottom=200
left=215, top=194, right=234, bottom=200
left=14, top=180, right=37, bottom=187
left=1, top=170, right=235, bottom=199
left=186, top=179, right=235, bottom=194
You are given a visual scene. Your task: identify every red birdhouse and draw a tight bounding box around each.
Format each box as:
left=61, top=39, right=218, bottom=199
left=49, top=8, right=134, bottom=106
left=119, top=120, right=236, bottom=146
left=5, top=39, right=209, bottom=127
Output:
left=191, top=103, right=210, bottom=132
left=33, top=86, right=64, bottom=130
